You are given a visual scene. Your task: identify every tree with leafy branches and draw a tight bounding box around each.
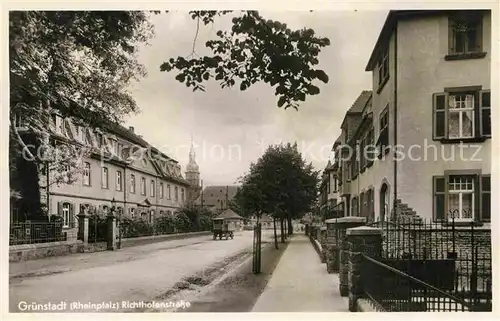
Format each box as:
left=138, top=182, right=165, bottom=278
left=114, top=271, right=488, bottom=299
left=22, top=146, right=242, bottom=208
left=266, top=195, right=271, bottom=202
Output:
left=161, top=10, right=330, bottom=110
left=10, top=11, right=155, bottom=219
left=9, top=10, right=329, bottom=220
left=237, top=143, right=319, bottom=247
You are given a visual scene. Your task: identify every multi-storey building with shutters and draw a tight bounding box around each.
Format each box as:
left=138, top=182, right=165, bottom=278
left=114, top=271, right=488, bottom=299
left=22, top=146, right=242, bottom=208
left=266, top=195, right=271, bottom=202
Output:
left=333, top=10, right=491, bottom=225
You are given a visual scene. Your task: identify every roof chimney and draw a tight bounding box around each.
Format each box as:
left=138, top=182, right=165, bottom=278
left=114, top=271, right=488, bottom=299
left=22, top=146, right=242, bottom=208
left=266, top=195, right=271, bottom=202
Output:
left=129, top=126, right=134, bottom=133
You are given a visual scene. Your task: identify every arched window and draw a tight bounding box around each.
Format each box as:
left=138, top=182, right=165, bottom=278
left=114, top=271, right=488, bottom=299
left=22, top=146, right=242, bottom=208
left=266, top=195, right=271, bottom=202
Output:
left=167, top=210, right=172, bottom=216
left=102, top=205, right=109, bottom=215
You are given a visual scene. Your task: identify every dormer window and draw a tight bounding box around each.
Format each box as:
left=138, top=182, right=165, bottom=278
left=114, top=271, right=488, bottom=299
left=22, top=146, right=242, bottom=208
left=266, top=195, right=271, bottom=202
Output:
left=13, top=113, right=27, bottom=128
left=446, top=11, right=487, bottom=61
left=449, top=12, right=482, bottom=55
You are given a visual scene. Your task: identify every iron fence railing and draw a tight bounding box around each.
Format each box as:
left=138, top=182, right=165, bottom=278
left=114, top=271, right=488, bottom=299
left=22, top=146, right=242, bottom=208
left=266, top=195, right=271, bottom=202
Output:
left=363, top=254, right=474, bottom=312
left=10, top=221, right=67, bottom=245
left=364, top=217, right=492, bottom=312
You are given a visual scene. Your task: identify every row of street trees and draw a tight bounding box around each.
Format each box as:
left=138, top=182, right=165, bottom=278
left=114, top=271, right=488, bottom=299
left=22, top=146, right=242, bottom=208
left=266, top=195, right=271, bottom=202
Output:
left=234, top=143, right=319, bottom=249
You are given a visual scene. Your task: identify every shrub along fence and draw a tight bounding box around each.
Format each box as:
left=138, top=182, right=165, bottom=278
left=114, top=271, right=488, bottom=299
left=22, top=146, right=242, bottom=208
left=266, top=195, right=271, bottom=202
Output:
left=119, top=212, right=212, bottom=239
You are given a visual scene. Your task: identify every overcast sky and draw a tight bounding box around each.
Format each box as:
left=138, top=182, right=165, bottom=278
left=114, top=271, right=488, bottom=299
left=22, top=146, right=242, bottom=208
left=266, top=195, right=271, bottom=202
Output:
left=125, top=10, right=389, bottom=186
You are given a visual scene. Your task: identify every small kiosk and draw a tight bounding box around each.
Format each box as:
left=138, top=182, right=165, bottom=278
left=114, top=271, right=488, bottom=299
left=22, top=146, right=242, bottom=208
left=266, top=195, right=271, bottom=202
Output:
left=212, top=209, right=244, bottom=240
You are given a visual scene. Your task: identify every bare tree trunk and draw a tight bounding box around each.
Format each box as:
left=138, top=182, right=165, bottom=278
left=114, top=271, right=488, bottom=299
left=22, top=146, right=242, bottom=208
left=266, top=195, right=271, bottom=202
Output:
left=280, top=218, right=285, bottom=243
left=287, top=215, right=293, bottom=235
left=273, top=217, right=278, bottom=249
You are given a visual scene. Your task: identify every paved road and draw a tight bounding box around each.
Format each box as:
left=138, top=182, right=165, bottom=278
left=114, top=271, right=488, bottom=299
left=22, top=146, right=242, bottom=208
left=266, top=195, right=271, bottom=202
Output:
left=9, top=231, right=273, bottom=313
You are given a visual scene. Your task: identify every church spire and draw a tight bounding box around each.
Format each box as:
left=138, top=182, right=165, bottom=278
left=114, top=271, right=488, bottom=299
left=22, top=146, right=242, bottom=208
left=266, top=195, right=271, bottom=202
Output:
left=189, top=134, right=196, bottom=162
left=186, top=135, right=199, bottom=173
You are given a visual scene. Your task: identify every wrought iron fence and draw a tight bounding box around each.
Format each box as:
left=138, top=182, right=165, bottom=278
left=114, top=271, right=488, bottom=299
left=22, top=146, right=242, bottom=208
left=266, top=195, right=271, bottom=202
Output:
left=88, top=215, right=108, bottom=243
left=363, top=255, right=473, bottom=312
left=10, top=221, right=67, bottom=245
left=324, top=202, right=344, bottom=220
left=365, top=217, right=492, bottom=312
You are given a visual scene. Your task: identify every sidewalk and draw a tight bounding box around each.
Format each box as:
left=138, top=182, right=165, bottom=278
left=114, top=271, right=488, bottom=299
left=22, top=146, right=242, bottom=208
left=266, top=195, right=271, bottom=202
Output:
left=251, top=234, right=348, bottom=312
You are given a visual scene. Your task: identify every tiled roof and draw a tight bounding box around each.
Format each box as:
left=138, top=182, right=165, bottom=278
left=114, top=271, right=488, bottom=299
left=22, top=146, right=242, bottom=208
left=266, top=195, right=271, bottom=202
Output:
left=347, top=90, right=372, bottom=114
left=216, top=208, right=244, bottom=220
left=195, top=185, right=240, bottom=207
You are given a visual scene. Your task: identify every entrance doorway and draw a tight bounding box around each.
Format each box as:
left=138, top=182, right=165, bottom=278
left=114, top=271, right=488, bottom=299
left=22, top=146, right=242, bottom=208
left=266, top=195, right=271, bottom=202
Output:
left=380, top=183, right=388, bottom=222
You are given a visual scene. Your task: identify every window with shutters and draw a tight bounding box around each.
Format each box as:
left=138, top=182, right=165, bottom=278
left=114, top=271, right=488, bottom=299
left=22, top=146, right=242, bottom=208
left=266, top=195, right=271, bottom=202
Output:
left=167, top=184, right=171, bottom=199
left=62, top=202, right=71, bottom=228
left=360, top=136, right=366, bottom=172
left=447, top=175, right=475, bottom=220
left=102, top=167, right=108, bottom=189
left=352, top=197, right=359, bottom=217
left=130, top=174, right=136, bottom=193
left=433, top=173, right=488, bottom=222
left=376, top=106, right=390, bottom=156
left=83, top=162, right=91, bottom=186
left=481, top=175, right=490, bottom=222
left=175, top=186, right=179, bottom=201
left=480, top=90, right=491, bottom=137
left=351, top=145, right=359, bottom=179
left=433, top=89, right=490, bottom=142
left=150, top=180, right=155, bottom=197
left=181, top=188, right=185, bottom=201
left=116, top=171, right=122, bottom=191
left=368, top=127, right=375, bottom=165
left=378, top=47, right=389, bottom=92
left=360, top=192, right=366, bottom=217
left=447, top=12, right=485, bottom=60
left=160, top=183, right=164, bottom=198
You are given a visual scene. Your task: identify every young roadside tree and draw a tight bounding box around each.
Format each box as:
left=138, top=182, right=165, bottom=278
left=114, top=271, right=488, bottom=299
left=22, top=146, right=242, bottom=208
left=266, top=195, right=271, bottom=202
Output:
left=237, top=143, right=319, bottom=247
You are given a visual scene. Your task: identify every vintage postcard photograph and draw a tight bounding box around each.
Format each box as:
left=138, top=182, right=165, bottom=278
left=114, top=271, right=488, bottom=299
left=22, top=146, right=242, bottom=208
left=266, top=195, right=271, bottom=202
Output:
left=3, top=0, right=498, bottom=319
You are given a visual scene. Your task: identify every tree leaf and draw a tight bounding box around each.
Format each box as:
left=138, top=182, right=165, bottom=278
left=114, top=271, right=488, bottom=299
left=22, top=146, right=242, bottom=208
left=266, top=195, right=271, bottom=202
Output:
left=277, top=96, right=286, bottom=107
left=315, top=70, right=329, bottom=83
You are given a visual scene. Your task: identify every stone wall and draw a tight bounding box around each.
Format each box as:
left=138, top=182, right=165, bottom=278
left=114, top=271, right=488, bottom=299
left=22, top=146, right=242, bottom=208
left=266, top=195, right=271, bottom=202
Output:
left=9, top=241, right=95, bottom=262
left=9, top=231, right=213, bottom=262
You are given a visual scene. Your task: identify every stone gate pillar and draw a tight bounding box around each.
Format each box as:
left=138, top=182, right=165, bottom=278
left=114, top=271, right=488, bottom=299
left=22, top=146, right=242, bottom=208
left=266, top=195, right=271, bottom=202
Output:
left=107, top=214, right=117, bottom=251
left=319, top=226, right=327, bottom=263
left=346, top=226, right=382, bottom=312
left=324, top=218, right=340, bottom=273
left=77, top=209, right=90, bottom=245
left=336, top=217, right=367, bottom=296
